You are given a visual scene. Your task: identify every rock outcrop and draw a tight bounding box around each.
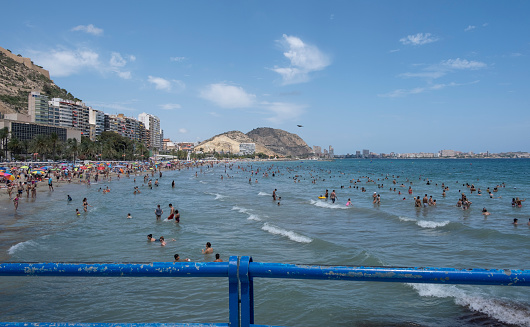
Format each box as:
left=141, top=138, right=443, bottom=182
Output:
left=246, top=127, right=313, bottom=158
left=0, top=46, right=80, bottom=115
left=194, top=128, right=313, bottom=158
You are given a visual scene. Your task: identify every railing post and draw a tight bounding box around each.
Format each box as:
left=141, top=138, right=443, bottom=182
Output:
left=228, top=256, right=240, bottom=327
left=239, top=256, right=254, bottom=327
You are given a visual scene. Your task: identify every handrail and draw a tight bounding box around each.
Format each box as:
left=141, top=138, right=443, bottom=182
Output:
left=1, top=256, right=529, bottom=327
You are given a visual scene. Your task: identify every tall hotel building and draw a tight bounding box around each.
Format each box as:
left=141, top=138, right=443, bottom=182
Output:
left=138, top=113, right=161, bottom=149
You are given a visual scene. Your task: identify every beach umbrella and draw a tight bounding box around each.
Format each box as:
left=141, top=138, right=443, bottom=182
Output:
left=20, top=166, right=29, bottom=169
left=97, top=166, right=105, bottom=170
left=31, top=171, right=43, bottom=175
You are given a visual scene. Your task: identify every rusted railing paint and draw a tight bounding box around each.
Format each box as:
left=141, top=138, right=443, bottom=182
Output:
left=0, top=324, right=228, bottom=327
left=1, top=256, right=529, bottom=327
left=0, top=261, right=230, bottom=277
left=245, top=261, right=530, bottom=286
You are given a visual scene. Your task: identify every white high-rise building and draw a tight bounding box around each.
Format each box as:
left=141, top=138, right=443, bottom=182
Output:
left=138, top=113, right=161, bottom=149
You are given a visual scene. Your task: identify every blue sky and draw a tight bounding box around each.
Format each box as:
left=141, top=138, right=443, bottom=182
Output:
left=1, top=1, right=529, bottom=154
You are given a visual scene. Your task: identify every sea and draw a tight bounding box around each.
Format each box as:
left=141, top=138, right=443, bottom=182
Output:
left=0, top=159, right=529, bottom=327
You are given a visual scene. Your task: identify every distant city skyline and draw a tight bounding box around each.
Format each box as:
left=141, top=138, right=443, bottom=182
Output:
left=1, top=1, right=529, bottom=154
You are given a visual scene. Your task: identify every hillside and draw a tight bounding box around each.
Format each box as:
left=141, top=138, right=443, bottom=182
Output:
left=247, top=127, right=313, bottom=158
left=195, top=128, right=314, bottom=158
left=195, top=131, right=279, bottom=157
left=0, top=46, right=80, bottom=115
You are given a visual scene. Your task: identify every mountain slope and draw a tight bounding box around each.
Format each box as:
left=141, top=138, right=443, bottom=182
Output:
left=246, top=127, right=313, bottom=158
left=0, top=46, right=80, bottom=115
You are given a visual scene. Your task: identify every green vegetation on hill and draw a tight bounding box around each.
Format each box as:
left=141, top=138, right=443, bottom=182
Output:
left=0, top=50, right=81, bottom=114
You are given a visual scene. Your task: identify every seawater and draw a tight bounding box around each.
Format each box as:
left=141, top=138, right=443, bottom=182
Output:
left=0, top=159, right=529, bottom=326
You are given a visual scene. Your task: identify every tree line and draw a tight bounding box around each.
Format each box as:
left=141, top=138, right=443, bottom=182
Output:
left=0, top=128, right=270, bottom=162
left=0, top=129, right=150, bottom=162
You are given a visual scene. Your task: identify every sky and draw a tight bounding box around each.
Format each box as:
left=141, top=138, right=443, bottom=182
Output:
left=1, top=1, right=529, bottom=154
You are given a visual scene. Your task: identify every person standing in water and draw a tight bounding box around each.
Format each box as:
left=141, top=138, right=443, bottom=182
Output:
left=167, top=203, right=175, bottom=220
left=155, top=204, right=163, bottom=220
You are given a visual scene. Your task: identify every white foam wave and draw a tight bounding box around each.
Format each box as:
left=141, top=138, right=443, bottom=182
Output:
left=262, top=223, right=312, bottom=243
left=247, top=214, right=261, bottom=221
left=399, top=216, right=450, bottom=229
left=408, top=284, right=530, bottom=326
left=258, top=192, right=270, bottom=196
left=416, top=220, right=450, bottom=228
left=309, top=199, right=349, bottom=210
left=8, top=240, right=37, bottom=255
left=232, top=206, right=250, bottom=214
left=206, top=192, right=226, bottom=200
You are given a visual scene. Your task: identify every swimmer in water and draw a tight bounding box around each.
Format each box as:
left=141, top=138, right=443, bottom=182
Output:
left=512, top=218, right=518, bottom=225
left=482, top=208, right=490, bottom=216
left=174, top=254, right=190, bottom=262
left=67, top=195, right=72, bottom=202
left=346, top=198, right=352, bottom=207
left=214, top=253, right=223, bottom=262
left=76, top=209, right=81, bottom=216
left=202, top=242, right=214, bottom=254
left=127, top=213, right=132, bottom=219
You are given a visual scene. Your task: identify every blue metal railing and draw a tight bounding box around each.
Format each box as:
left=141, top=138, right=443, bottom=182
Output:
left=1, top=256, right=528, bottom=327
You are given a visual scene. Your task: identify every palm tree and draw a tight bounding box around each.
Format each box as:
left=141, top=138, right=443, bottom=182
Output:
left=7, top=136, right=20, bottom=160
left=67, top=138, right=79, bottom=164
left=0, top=127, right=9, bottom=160
left=50, top=132, right=59, bottom=160
left=21, top=139, right=30, bottom=161
left=30, top=134, right=50, bottom=161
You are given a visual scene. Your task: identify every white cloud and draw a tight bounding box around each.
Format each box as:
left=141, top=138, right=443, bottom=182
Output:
left=109, top=52, right=135, bottom=79
left=71, top=24, right=103, bottom=36
left=30, top=48, right=100, bottom=77
left=389, top=49, right=400, bottom=53
left=272, top=34, right=331, bottom=85
left=441, top=58, right=486, bottom=70
left=170, top=56, right=186, bottom=62
left=465, top=25, right=476, bottom=32
left=261, top=102, right=305, bottom=124
left=110, top=52, right=127, bottom=67
left=400, top=33, right=438, bottom=45
left=399, top=71, right=446, bottom=79
left=200, top=83, right=256, bottom=108
left=160, top=103, right=182, bottom=110
left=400, top=58, right=487, bottom=80
left=148, top=76, right=171, bottom=91
left=379, top=81, right=478, bottom=98
left=88, top=101, right=136, bottom=112
left=179, top=128, right=188, bottom=134
left=117, top=71, right=131, bottom=79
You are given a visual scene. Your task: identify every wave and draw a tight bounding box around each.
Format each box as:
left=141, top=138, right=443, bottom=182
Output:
left=416, top=220, right=451, bottom=229
left=8, top=240, right=37, bottom=255
left=408, top=283, right=530, bottom=326
left=258, top=192, right=270, bottom=196
left=232, top=206, right=250, bottom=214
left=309, top=199, right=350, bottom=210
left=262, top=223, right=312, bottom=243
left=206, top=192, right=227, bottom=200
left=398, top=216, right=451, bottom=229
left=247, top=214, right=261, bottom=222
left=231, top=206, right=261, bottom=221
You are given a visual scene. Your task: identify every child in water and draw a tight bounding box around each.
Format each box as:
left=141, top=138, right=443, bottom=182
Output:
left=346, top=198, right=352, bottom=207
